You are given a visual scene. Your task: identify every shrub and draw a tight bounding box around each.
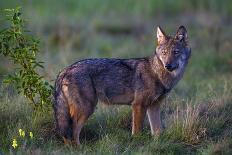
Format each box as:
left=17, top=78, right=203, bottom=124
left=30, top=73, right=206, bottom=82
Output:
left=0, top=7, right=53, bottom=112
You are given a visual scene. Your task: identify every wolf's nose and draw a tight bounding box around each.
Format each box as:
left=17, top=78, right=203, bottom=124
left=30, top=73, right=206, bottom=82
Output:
left=165, top=64, right=173, bottom=70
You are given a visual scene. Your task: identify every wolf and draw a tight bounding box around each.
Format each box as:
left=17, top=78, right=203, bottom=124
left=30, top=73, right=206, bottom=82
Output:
left=54, top=26, right=191, bottom=145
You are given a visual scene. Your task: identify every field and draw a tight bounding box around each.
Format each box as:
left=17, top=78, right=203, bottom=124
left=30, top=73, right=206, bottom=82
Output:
left=0, top=0, right=232, bottom=154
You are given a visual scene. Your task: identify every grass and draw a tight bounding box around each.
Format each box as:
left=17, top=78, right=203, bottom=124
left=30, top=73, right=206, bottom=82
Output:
left=1, top=80, right=231, bottom=154
left=1, top=0, right=232, bottom=154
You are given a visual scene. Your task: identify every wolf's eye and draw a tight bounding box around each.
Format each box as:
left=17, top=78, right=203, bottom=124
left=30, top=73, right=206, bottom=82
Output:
left=174, top=49, right=180, bottom=54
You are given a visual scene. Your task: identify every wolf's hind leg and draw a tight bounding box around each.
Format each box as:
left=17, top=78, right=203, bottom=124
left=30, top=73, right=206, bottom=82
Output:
left=72, top=114, right=88, bottom=145
left=62, top=75, right=97, bottom=145
left=132, top=104, right=146, bottom=135
left=71, top=102, right=95, bottom=145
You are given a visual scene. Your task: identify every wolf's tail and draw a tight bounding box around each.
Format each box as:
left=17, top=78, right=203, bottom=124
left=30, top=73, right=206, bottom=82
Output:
left=53, top=72, right=72, bottom=139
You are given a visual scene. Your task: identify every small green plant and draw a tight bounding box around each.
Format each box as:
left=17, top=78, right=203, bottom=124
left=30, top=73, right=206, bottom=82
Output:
left=0, top=7, right=53, bottom=112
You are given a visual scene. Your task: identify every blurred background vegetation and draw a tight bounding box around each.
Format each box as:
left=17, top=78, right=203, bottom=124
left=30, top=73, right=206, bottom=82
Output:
left=0, top=0, right=232, bottom=82
left=0, top=0, right=232, bottom=154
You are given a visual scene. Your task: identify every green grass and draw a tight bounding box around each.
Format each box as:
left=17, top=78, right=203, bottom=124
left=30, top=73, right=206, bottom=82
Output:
left=1, top=0, right=232, bottom=154
left=1, top=77, right=231, bottom=154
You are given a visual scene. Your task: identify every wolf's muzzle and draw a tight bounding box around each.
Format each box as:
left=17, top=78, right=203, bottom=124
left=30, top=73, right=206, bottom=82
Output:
left=165, top=64, right=178, bottom=72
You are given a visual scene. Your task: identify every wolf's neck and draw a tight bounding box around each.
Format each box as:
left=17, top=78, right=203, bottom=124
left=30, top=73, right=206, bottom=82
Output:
left=149, top=54, right=182, bottom=90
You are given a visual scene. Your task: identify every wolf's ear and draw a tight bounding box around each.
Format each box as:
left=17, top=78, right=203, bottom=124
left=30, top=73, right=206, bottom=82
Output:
left=175, top=26, right=187, bottom=42
left=157, top=26, right=167, bottom=44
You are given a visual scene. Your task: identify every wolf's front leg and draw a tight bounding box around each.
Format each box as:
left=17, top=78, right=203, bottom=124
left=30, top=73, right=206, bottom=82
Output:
left=132, top=104, right=146, bottom=135
left=147, top=103, right=162, bottom=135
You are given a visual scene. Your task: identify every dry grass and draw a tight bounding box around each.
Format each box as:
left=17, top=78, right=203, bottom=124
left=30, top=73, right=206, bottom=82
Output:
left=173, top=104, right=206, bottom=144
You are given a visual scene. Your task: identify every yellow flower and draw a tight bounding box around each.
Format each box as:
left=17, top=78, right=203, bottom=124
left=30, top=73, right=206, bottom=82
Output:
left=19, top=129, right=25, bottom=137
left=19, top=129, right=23, bottom=136
left=21, top=131, right=25, bottom=137
left=29, top=132, right=33, bottom=139
left=12, top=139, right=18, bottom=149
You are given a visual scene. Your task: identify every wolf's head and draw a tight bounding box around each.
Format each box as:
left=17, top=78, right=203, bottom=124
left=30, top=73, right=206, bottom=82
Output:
left=155, top=26, right=191, bottom=73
